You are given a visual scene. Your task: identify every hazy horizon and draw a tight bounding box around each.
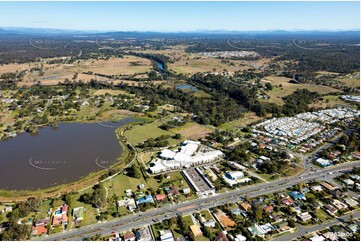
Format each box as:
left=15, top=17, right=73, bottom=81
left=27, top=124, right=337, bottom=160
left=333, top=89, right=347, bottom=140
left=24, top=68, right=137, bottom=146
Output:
left=0, top=1, right=359, bottom=32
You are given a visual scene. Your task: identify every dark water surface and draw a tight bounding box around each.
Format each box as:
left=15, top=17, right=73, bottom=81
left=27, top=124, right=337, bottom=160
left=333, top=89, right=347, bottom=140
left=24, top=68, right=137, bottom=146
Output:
left=0, top=120, right=131, bottom=190
left=175, top=84, right=199, bottom=92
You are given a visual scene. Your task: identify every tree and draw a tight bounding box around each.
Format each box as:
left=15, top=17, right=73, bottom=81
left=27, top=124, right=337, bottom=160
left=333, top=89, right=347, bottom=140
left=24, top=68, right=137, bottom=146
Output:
left=265, top=82, right=273, bottom=90
left=339, top=134, right=349, bottom=145
left=131, top=163, right=142, bottom=179
left=173, top=133, right=182, bottom=139
left=254, top=206, right=263, bottom=222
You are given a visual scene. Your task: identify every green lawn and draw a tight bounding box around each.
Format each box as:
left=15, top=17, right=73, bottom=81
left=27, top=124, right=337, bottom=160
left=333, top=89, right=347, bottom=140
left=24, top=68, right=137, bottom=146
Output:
left=102, top=173, right=148, bottom=198
left=124, top=120, right=175, bottom=145
left=67, top=190, right=99, bottom=227
left=200, top=210, right=213, bottom=221
left=195, top=235, right=210, bottom=241
left=182, top=214, right=194, bottom=227
left=34, top=199, right=52, bottom=220
left=315, top=209, right=333, bottom=222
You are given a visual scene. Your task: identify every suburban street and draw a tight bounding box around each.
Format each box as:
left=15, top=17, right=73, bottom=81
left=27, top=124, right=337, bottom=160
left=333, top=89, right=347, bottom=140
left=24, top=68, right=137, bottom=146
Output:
left=273, top=211, right=360, bottom=241
left=38, top=160, right=360, bottom=241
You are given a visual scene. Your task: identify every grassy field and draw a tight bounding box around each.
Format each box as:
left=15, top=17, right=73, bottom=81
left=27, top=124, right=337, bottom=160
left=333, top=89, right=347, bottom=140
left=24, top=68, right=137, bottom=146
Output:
left=84, top=55, right=152, bottom=75
left=102, top=172, right=148, bottom=199
left=261, top=76, right=342, bottom=105
left=15, top=55, right=152, bottom=86
left=309, top=95, right=357, bottom=109
left=170, top=122, right=212, bottom=140
left=91, top=89, right=134, bottom=96
left=124, top=120, right=175, bottom=145
left=168, top=57, right=250, bottom=75
left=218, top=112, right=267, bottom=131
left=335, top=72, right=360, bottom=88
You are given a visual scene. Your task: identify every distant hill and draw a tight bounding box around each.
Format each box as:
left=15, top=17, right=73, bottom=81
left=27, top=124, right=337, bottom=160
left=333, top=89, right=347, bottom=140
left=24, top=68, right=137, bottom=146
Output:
left=0, top=27, right=359, bottom=40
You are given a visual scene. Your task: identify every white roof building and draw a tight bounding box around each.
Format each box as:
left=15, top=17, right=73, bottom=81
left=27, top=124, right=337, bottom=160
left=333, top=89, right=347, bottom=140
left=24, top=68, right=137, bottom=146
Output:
left=149, top=140, right=223, bottom=174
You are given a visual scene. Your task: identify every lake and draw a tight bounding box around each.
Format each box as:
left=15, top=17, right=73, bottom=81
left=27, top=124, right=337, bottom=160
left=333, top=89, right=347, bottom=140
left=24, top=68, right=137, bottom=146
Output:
left=175, top=84, right=199, bottom=93
left=0, top=118, right=133, bottom=190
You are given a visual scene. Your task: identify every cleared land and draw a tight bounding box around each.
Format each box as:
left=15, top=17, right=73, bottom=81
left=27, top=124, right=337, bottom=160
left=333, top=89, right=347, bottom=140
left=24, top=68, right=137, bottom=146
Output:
left=171, top=122, right=212, bottom=140
left=10, top=55, right=152, bottom=86
left=261, top=76, right=342, bottom=105
left=219, top=112, right=268, bottom=131
left=335, top=72, right=360, bottom=88
left=309, top=95, right=357, bottom=109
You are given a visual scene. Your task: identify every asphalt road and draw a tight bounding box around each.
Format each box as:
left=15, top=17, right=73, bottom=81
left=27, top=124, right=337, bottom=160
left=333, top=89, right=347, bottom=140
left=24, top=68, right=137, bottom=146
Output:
left=38, top=160, right=360, bottom=241
left=273, top=211, right=360, bottom=241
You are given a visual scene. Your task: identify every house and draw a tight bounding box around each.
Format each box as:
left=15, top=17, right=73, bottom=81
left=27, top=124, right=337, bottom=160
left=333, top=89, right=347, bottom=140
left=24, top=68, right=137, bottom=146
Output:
left=315, top=158, right=333, bottom=167
left=289, top=191, right=305, bottom=200
left=231, top=208, right=242, bottom=216
left=282, top=198, right=294, bottom=206
left=182, top=188, right=191, bottom=194
left=52, top=205, right=68, bottom=226
left=322, top=231, right=338, bottom=241
left=297, top=212, right=312, bottom=222
left=123, top=231, right=136, bottom=241
left=137, top=195, right=154, bottom=205
left=32, top=225, right=48, bottom=235
left=252, top=198, right=263, bottom=207
left=291, top=206, right=302, bottom=215
left=72, top=207, right=84, bottom=221
left=263, top=205, right=273, bottom=213
left=125, top=189, right=133, bottom=197
left=277, top=222, right=291, bottom=232
left=160, top=229, right=174, bottom=241
left=330, top=189, right=344, bottom=198
left=214, top=210, right=236, bottom=229
left=61, top=204, right=68, bottom=214
left=248, top=224, right=265, bottom=237
left=225, top=171, right=244, bottom=180
left=324, top=204, right=337, bottom=215
left=342, top=179, right=355, bottom=186
left=118, top=197, right=137, bottom=210
left=343, top=197, right=358, bottom=207
left=311, top=185, right=323, bottom=192
left=347, top=223, right=359, bottom=233
left=260, top=223, right=275, bottom=233
left=155, top=194, right=166, bottom=201
left=135, top=226, right=152, bottom=241
left=235, top=234, right=247, bottom=241
left=190, top=224, right=203, bottom=237
left=203, top=220, right=216, bottom=227
left=309, top=202, right=322, bottom=211
left=270, top=212, right=285, bottom=223
left=321, top=182, right=336, bottom=191
left=240, top=202, right=252, bottom=211
left=215, top=231, right=229, bottom=241
left=332, top=199, right=348, bottom=210
left=165, top=186, right=179, bottom=197
left=34, top=217, right=50, bottom=227
left=310, top=235, right=325, bottom=241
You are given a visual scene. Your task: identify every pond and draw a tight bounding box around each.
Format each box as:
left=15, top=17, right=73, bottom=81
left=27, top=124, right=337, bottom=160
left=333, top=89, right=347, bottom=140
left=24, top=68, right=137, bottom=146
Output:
left=0, top=118, right=134, bottom=190
left=175, top=84, right=200, bottom=93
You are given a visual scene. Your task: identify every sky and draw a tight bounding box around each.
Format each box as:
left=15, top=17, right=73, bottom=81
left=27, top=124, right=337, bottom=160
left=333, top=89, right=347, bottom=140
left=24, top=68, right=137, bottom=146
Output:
left=0, top=1, right=359, bottom=32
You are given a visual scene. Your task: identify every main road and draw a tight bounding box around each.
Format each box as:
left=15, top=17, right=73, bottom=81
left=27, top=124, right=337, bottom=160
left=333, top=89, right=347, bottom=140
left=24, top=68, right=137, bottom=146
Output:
left=38, top=160, right=359, bottom=241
